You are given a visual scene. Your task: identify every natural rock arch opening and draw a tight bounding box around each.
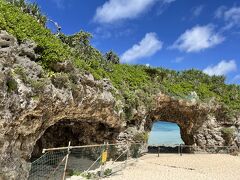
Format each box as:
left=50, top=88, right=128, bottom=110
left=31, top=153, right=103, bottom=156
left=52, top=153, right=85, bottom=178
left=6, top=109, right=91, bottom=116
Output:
left=147, top=121, right=184, bottom=145
left=143, top=93, right=211, bottom=146
left=146, top=118, right=191, bottom=145
left=30, top=119, right=121, bottom=161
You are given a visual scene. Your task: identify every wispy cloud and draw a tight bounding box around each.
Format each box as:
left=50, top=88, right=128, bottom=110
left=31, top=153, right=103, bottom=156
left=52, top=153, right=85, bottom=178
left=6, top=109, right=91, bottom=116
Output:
left=172, top=57, right=184, bottom=63
left=233, top=75, right=240, bottom=83
left=170, top=25, right=224, bottom=53
left=156, top=0, right=176, bottom=15
left=234, top=75, right=240, bottom=80
left=50, top=0, right=65, bottom=9
left=121, top=32, right=163, bottom=63
left=203, top=60, right=237, bottom=76
left=93, top=26, right=134, bottom=40
left=163, top=0, right=176, bottom=3
left=94, top=27, right=112, bottom=39
left=192, top=5, right=204, bottom=17
left=214, top=6, right=227, bottom=18
left=94, top=0, right=175, bottom=24
left=215, top=6, right=240, bottom=30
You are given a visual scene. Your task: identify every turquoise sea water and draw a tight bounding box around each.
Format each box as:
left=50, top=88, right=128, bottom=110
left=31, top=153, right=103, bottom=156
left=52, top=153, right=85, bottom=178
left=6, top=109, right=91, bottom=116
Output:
left=148, top=121, right=184, bottom=145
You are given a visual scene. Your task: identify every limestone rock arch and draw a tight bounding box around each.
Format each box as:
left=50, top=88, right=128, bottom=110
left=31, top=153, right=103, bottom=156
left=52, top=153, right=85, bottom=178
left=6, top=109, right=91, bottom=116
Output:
left=145, top=93, right=212, bottom=145
left=0, top=31, right=239, bottom=180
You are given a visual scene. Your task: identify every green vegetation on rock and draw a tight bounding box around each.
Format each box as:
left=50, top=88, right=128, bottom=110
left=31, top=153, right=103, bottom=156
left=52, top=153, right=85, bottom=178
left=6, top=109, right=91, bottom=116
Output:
left=221, top=127, right=235, bottom=145
left=104, top=168, right=113, bottom=176
left=133, top=132, right=149, bottom=143
left=0, top=0, right=70, bottom=66
left=6, top=78, right=18, bottom=92
left=1, top=0, right=240, bottom=121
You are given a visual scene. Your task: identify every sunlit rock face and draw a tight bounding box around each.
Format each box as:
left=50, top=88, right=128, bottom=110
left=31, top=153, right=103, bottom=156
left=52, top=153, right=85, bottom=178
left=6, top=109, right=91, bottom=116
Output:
left=123, top=92, right=239, bottom=149
left=0, top=31, right=122, bottom=180
left=145, top=93, right=239, bottom=147
left=0, top=31, right=239, bottom=180
left=146, top=93, right=221, bottom=146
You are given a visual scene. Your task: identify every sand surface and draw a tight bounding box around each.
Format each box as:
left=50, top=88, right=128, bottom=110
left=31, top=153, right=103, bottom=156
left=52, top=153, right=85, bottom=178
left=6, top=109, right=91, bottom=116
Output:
left=104, top=154, right=240, bottom=180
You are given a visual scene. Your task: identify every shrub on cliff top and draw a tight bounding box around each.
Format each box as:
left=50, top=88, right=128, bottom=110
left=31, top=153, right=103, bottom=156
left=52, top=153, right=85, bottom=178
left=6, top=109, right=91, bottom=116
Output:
left=5, top=0, right=47, bottom=25
left=1, top=0, right=240, bottom=120
left=58, top=31, right=103, bottom=62
left=0, top=0, right=70, bottom=66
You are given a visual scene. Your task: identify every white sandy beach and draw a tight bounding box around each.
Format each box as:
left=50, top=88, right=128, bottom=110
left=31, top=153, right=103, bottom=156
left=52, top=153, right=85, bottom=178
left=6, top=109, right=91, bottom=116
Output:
left=104, top=154, right=240, bottom=180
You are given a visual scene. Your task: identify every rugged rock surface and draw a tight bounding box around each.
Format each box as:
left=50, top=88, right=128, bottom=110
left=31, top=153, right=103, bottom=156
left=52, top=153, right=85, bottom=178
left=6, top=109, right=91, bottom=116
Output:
left=123, top=92, right=239, bottom=147
left=31, top=120, right=120, bottom=159
left=0, top=31, right=122, bottom=179
left=0, top=31, right=239, bottom=179
left=148, top=93, right=239, bottom=147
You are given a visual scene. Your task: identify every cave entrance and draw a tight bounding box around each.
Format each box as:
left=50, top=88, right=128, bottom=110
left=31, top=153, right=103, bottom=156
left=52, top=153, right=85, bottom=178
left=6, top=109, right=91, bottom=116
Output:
left=147, top=121, right=184, bottom=153
left=30, top=119, right=119, bottom=162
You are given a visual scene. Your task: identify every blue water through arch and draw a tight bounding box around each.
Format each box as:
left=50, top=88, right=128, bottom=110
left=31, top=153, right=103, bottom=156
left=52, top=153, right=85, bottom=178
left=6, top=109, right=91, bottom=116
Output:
left=147, top=121, right=184, bottom=145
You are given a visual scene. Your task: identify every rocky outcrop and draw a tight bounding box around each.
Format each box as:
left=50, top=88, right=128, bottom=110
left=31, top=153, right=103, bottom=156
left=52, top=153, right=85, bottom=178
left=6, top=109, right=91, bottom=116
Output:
left=31, top=119, right=120, bottom=159
left=128, top=92, right=239, bottom=148
left=119, top=92, right=240, bottom=151
left=0, top=31, right=122, bottom=179
left=0, top=31, right=239, bottom=180
left=147, top=93, right=220, bottom=145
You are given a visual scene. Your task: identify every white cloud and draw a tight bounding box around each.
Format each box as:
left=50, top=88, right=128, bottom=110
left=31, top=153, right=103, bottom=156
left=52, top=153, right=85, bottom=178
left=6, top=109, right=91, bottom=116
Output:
left=121, top=33, right=163, bottom=63
left=163, top=0, right=176, bottom=3
left=233, top=75, right=240, bottom=80
left=203, top=60, right=237, bottom=76
left=214, top=6, right=227, bottom=18
left=224, top=7, right=240, bottom=29
left=156, top=0, right=176, bottom=15
left=215, top=6, right=240, bottom=30
left=94, top=0, right=175, bottom=23
left=94, top=27, right=112, bottom=39
left=170, top=25, right=224, bottom=53
left=233, top=75, right=240, bottom=83
left=173, top=57, right=184, bottom=63
left=192, top=5, right=204, bottom=17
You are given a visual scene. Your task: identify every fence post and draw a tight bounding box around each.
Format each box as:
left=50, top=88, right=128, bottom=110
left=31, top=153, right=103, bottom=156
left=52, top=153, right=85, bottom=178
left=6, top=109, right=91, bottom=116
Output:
left=125, top=141, right=130, bottom=168
left=178, top=144, right=180, bottom=155
left=136, top=143, right=139, bottom=162
left=62, top=141, right=71, bottom=180
left=180, top=144, right=182, bottom=156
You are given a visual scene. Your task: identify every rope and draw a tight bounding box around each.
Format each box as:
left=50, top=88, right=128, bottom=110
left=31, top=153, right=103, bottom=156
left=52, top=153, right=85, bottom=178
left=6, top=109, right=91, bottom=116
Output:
left=29, top=143, right=145, bottom=179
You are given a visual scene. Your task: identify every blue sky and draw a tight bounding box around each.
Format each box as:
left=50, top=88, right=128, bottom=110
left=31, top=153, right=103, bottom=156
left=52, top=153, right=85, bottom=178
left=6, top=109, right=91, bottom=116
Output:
left=30, top=0, right=240, bottom=84
left=148, top=122, right=183, bottom=145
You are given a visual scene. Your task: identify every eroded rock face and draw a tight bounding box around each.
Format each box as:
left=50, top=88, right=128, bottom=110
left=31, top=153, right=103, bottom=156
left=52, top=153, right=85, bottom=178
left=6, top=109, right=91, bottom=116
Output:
left=148, top=93, right=220, bottom=145
left=0, top=31, right=122, bottom=180
left=121, top=93, right=239, bottom=149
left=0, top=31, right=239, bottom=180
left=31, top=119, right=120, bottom=159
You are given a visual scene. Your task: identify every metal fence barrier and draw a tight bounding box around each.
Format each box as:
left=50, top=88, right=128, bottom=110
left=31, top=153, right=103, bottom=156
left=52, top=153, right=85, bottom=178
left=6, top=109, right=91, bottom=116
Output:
left=28, top=142, right=148, bottom=180
left=148, top=144, right=239, bottom=157
left=28, top=143, right=238, bottom=180
left=28, top=149, right=68, bottom=180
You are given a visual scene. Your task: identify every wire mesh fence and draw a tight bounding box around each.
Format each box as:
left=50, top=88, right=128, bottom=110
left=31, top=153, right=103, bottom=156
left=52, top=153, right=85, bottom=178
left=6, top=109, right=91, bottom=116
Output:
left=28, top=142, right=148, bottom=180
left=148, top=144, right=239, bottom=156
left=28, top=143, right=238, bottom=179
left=28, top=150, right=68, bottom=180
